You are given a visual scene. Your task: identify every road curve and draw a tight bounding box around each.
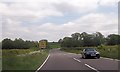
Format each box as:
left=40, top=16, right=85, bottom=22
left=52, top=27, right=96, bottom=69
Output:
left=38, top=48, right=119, bottom=72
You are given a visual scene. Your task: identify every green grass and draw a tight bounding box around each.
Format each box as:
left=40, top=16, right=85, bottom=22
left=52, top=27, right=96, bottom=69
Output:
left=2, top=48, right=40, bottom=56
left=61, top=45, right=119, bottom=59
left=96, top=45, right=118, bottom=59
left=48, top=42, right=61, bottom=49
left=2, top=48, right=49, bottom=71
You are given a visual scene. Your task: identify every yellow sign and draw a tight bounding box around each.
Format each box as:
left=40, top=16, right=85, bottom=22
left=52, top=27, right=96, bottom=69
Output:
left=39, top=40, right=46, bottom=48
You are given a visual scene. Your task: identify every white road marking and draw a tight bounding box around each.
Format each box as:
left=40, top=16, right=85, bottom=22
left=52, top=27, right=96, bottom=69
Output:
left=35, top=54, right=50, bottom=72
left=74, top=58, right=99, bottom=72
left=85, top=64, right=99, bottom=72
left=73, top=58, right=81, bottom=62
left=101, top=57, right=120, bottom=61
left=58, top=48, right=60, bottom=49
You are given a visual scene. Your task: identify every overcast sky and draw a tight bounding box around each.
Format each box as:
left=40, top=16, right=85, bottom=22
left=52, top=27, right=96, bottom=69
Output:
left=0, top=0, right=119, bottom=42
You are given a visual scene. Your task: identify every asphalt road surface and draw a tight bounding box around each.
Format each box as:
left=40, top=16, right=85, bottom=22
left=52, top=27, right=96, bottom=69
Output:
left=38, top=48, right=119, bottom=72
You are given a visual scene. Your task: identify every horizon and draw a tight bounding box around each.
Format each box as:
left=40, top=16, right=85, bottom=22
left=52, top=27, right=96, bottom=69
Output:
left=1, top=32, right=119, bottom=42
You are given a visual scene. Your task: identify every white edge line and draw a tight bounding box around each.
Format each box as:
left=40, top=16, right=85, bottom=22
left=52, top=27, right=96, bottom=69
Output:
left=35, top=54, right=50, bottom=72
left=73, top=58, right=81, bottom=62
left=101, top=57, right=120, bottom=61
left=85, top=64, right=99, bottom=72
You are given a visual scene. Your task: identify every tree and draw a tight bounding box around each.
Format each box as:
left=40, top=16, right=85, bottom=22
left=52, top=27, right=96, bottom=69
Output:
left=61, top=37, right=73, bottom=47
left=80, top=32, right=94, bottom=46
left=60, top=32, right=120, bottom=48
left=13, top=38, right=25, bottom=49
left=106, top=34, right=119, bottom=45
left=2, top=38, right=39, bottom=49
left=2, top=38, right=14, bottom=49
left=61, top=32, right=94, bottom=47
left=71, top=32, right=81, bottom=40
left=92, top=32, right=105, bottom=46
left=82, top=34, right=94, bottom=46
left=58, top=39, right=63, bottom=44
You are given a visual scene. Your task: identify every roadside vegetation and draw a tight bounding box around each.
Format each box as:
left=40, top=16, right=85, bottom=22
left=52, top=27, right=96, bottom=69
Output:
left=97, top=45, right=118, bottom=59
left=2, top=48, right=49, bottom=71
left=48, top=42, right=61, bottom=49
left=61, top=45, right=118, bottom=59
left=2, top=38, right=39, bottom=49
left=1, top=39, right=51, bottom=71
left=59, top=32, right=120, bottom=59
left=1, top=38, right=61, bottom=71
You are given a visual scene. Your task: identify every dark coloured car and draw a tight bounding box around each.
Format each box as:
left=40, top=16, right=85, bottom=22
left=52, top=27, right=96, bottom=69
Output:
left=81, top=48, right=100, bottom=59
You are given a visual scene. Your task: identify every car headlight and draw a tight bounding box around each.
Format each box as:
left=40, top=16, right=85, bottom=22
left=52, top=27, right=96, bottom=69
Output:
left=96, top=52, right=100, bottom=54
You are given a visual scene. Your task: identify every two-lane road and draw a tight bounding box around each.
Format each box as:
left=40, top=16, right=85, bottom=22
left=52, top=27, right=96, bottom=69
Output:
left=38, top=48, right=119, bottom=72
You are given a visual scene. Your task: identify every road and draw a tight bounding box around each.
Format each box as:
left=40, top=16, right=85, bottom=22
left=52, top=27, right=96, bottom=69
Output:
left=38, top=48, right=119, bottom=72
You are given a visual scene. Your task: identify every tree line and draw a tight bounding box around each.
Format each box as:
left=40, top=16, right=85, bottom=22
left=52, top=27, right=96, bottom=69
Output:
left=1, top=32, right=120, bottom=49
left=58, top=32, right=120, bottom=47
left=2, top=38, right=39, bottom=49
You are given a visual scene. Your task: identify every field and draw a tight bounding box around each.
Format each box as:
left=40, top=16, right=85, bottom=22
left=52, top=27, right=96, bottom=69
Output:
left=2, top=42, right=60, bottom=71
left=97, top=45, right=119, bottom=59
left=61, top=45, right=119, bottom=59
left=48, top=42, right=61, bottom=49
left=2, top=48, right=49, bottom=71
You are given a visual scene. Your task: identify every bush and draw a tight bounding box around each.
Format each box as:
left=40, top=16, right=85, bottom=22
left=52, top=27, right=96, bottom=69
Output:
left=2, top=38, right=39, bottom=49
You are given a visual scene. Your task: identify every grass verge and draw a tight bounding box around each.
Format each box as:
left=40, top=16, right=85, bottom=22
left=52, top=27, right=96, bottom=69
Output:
left=97, top=45, right=118, bottom=59
left=61, top=45, right=119, bottom=59
left=48, top=42, right=61, bottom=49
left=2, top=48, right=49, bottom=71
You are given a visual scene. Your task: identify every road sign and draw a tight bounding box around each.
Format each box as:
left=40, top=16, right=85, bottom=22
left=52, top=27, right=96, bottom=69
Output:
left=39, top=40, right=47, bottom=49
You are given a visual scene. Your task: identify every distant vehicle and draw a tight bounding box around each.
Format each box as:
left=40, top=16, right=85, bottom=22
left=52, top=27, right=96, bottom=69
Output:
left=81, top=48, right=100, bottom=59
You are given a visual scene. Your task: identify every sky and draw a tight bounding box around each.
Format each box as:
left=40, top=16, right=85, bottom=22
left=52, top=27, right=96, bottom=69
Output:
left=0, top=0, right=119, bottom=42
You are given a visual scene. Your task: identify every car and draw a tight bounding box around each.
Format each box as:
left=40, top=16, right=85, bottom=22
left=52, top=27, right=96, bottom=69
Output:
left=81, top=48, right=100, bottom=59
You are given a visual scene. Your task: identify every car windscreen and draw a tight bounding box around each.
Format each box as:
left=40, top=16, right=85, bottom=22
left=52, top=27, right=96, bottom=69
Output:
left=85, top=48, right=96, bottom=51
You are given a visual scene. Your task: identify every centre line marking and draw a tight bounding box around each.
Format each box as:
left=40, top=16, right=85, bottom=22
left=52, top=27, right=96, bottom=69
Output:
left=73, top=58, right=81, bottom=62
left=74, top=58, right=99, bottom=72
left=85, top=64, right=99, bottom=72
